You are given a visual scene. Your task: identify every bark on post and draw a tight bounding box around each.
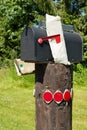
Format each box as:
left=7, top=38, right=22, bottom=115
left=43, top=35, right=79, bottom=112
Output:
left=35, top=63, right=73, bottom=130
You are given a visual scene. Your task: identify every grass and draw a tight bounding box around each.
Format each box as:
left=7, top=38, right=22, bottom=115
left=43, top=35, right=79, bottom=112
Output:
left=73, top=87, right=87, bottom=130
left=0, top=64, right=87, bottom=130
left=73, top=66, right=87, bottom=130
left=0, top=66, right=35, bottom=130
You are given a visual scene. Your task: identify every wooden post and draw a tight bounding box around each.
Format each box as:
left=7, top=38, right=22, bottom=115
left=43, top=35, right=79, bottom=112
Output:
left=35, top=63, right=73, bottom=130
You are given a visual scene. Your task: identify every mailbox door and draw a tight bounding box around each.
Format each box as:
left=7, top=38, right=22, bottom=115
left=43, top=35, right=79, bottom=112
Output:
left=21, top=27, right=35, bottom=61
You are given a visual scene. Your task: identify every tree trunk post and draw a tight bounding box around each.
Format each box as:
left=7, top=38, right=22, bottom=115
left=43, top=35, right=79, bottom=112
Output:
left=35, top=63, right=73, bottom=130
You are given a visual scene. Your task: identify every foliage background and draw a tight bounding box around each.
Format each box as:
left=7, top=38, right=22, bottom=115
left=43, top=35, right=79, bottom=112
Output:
left=0, top=0, right=87, bottom=67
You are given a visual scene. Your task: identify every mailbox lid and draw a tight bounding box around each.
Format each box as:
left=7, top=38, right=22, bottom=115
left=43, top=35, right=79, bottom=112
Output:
left=64, top=32, right=83, bottom=63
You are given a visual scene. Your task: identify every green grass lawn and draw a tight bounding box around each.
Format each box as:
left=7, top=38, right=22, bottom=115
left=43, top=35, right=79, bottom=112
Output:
left=0, top=65, right=87, bottom=130
left=73, top=87, right=87, bottom=130
left=0, top=67, right=35, bottom=130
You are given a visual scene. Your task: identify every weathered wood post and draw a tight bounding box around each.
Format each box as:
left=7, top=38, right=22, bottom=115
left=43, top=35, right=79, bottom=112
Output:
left=35, top=63, right=73, bottom=130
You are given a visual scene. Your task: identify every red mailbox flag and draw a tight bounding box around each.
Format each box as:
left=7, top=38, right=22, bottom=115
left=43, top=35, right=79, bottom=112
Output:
left=38, top=34, right=61, bottom=44
left=42, top=90, right=53, bottom=104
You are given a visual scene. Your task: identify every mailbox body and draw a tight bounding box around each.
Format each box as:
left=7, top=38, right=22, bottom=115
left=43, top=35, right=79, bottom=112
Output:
left=21, top=27, right=53, bottom=63
left=20, top=26, right=83, bottom=63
